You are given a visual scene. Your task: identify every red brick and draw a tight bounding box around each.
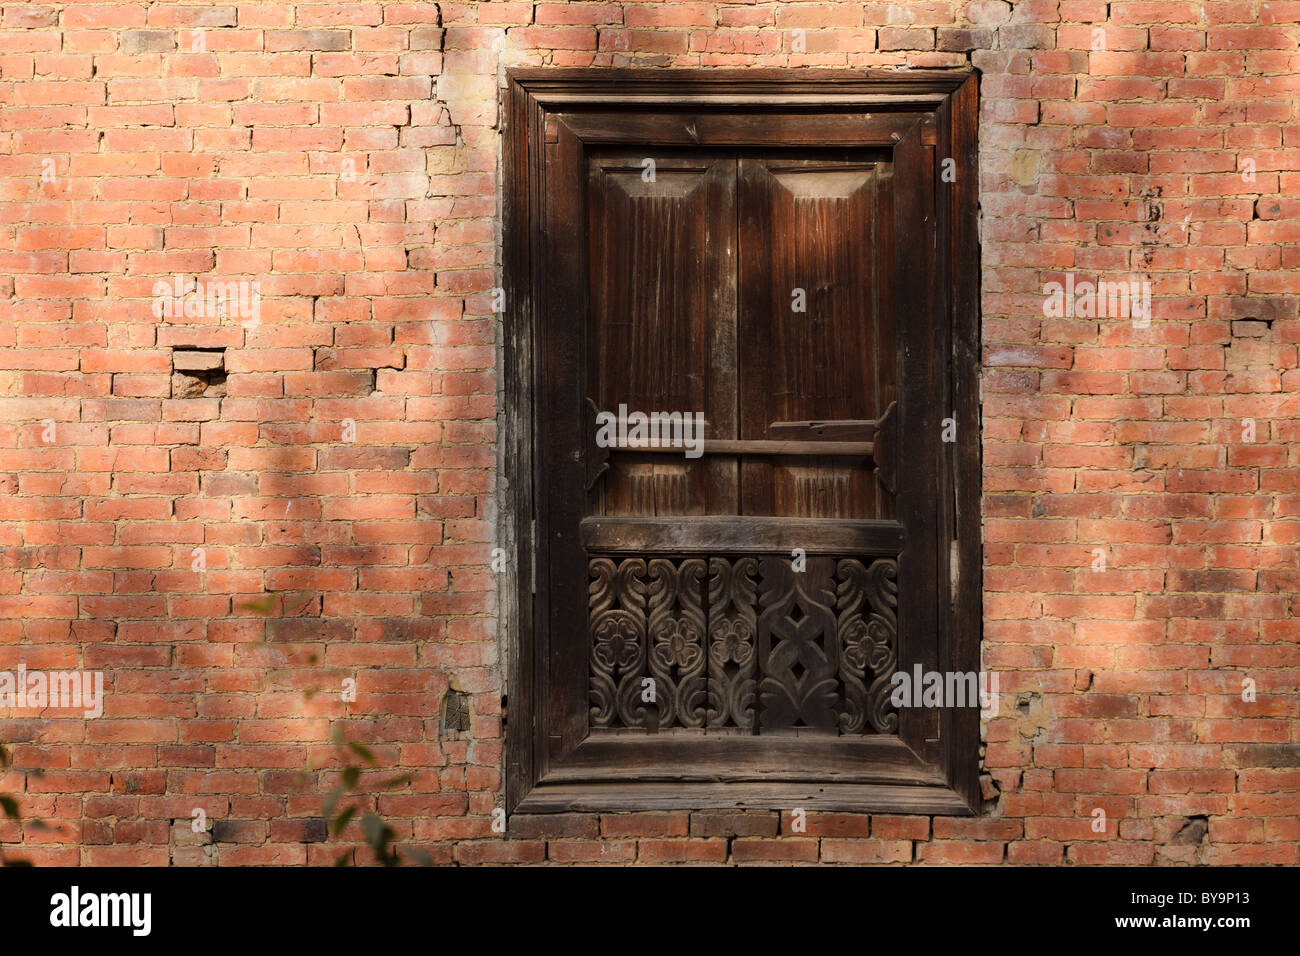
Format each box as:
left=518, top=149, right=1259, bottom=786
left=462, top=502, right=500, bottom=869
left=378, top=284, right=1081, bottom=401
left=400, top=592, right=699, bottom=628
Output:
left=731, top=839, right=820, bottom=864
left=821, top=840, right=913, bottom=864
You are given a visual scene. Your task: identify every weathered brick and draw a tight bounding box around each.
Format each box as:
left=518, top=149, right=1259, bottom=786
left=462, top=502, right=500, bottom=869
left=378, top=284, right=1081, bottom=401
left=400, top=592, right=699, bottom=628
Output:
left=821, top=840, right=913, bottom=864
left=507, top=814, right=599, bottom=840
left=266, top=30, right=352, bottom=52
left=121, top=30, right=176, bottom=54
left=690, top=812, right=779, bottom=839
left=600, top=813, right=689, bottom=838
left=731, top=838, right=820, bottom=864
left=636, top=839, right=729, bottom=864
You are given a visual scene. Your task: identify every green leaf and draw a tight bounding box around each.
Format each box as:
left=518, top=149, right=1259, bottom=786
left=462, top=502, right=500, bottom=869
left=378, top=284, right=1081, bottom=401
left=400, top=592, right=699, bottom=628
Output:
left=361, top=813, right=386, bottom=849
left=347, top=741, right=376, bottom=765
left=237, top=596, right=275, bottom=614
left=331, top=805, right=357, bottom=837
left=322, top=785, right=344, bottom=821
left=341, top=766, right=360, bottom=789
left=0, top=796, right=19, bottom=819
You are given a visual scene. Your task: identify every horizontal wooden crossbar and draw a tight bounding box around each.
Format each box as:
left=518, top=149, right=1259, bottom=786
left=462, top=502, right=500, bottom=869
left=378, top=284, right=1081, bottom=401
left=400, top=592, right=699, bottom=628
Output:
left=605, top=438, right=874, bottom=457
left=580, top=516, right=906, bottom=554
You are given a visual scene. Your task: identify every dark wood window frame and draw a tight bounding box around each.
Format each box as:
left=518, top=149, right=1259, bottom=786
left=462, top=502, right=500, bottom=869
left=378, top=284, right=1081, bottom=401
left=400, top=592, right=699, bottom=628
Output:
left=501, top=69, right=982, bottom=815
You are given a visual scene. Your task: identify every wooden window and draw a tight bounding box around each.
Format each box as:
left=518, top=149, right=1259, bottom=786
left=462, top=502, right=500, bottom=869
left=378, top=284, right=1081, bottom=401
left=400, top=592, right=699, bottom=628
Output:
left=503, top=70, right=981, bottom=814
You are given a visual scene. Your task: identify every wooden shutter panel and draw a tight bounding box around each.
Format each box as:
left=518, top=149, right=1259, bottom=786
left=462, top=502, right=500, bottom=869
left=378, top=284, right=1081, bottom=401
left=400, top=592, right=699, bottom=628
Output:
left=737, top=155, right=896, bottom=521
left=586, top=152, right=737, bottom=518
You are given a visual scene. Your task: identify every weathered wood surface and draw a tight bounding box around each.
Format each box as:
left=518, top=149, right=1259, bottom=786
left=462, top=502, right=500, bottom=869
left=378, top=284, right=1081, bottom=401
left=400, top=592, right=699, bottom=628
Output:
left=504, top=69, right=982, bottom=815
left=579, top=516, right=906, bottom=554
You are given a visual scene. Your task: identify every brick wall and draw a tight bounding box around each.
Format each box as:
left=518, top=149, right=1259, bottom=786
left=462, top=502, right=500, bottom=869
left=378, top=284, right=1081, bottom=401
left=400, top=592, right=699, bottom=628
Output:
left=0, top=0, right=1296, bottom=865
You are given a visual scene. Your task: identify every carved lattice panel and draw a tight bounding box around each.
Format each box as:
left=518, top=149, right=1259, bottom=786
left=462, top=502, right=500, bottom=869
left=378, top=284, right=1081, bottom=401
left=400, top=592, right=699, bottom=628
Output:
left=588, top=554, right=899, bottom=733
left=588, top=557, right=648, bottom=729
left=755, top=556, right=841, bottom=731
left=646, top=558, right=708, bottom=729
left=706, top=556, right=758, bottom=730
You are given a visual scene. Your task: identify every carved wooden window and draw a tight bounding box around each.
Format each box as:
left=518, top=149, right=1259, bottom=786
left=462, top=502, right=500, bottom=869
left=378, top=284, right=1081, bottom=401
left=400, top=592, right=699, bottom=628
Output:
left=503, top=71, right=981, bottom=815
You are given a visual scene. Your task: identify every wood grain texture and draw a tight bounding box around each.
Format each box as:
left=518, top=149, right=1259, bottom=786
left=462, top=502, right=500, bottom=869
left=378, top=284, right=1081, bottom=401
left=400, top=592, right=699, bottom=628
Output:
left=738, top=156, right=893, bottom=520
left=579, top=516, right=906, bottom=554
left=588, top=152, right=733, bottom=517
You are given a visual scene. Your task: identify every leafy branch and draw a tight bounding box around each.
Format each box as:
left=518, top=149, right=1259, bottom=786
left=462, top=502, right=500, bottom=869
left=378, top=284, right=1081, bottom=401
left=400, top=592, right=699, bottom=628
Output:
left=0, top=743, right=38, bottom=867
left=316, top=733, right=429, bottom=867
left=241, top=593, right=432, bottom=866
